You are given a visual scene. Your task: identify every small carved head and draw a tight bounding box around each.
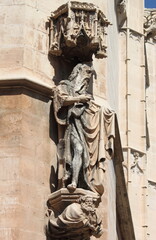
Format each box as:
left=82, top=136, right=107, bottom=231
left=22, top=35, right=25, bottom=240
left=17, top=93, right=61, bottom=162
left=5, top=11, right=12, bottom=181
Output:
left=79, top=195, right=97, bottom=213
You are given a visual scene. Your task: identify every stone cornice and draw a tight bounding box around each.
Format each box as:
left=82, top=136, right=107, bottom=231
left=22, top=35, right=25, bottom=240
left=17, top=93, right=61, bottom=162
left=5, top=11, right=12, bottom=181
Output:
left=0, top=78, right=53, bottom=98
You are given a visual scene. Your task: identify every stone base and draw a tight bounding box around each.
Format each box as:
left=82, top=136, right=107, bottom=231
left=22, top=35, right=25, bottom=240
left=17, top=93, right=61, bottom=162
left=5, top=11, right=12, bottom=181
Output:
left=46, top=188, right=103, bottom=240
left=47, top=188, right=100, bottom=214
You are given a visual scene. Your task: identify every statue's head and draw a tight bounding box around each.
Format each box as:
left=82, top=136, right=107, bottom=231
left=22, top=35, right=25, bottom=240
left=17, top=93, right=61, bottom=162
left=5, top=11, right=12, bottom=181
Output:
left=79, top=195, right=96, bottom=213
left=69, top=62, right=94, bottom=94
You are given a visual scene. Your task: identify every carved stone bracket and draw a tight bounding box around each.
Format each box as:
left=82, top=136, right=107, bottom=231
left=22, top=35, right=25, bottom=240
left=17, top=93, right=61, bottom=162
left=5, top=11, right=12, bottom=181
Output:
left=131, top=151, right=144, bottom=174
left=144, top=10, right=156, bottom=41
left=45, top=188, right=103, bottom=240
left=48, top=1, right=110, bottom=61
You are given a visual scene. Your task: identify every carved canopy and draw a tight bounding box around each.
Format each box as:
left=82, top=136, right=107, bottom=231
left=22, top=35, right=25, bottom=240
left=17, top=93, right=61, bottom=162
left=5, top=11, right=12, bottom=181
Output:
left=48, top=1, right=110, bottom=61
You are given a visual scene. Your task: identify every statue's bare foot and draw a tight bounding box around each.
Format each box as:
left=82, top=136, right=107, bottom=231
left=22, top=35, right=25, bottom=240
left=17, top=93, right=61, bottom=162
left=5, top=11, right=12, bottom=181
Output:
left=67, top=182, right=76, bottom=191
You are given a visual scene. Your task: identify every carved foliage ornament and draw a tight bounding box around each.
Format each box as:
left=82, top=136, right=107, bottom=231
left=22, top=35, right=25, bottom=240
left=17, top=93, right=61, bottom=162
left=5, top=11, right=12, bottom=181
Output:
left=144, top=10, right=156, bottom=41
left=48, top=1, right=110, bottom=61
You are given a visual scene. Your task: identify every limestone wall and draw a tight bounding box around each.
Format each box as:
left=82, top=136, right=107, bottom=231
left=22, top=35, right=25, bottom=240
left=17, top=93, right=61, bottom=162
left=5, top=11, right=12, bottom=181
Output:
left=0, top=89, right=56, bottom=240
left=3, top=0, right=155, bottom=240
left=0, top=1, right=120, bottom=240
left=0, top=0, right=55, bottom=87
left=0, top=2, right=55, bottom=240
left=146, top=40, right=156, bottom=240
left=117, top=0, right=149, bottom=239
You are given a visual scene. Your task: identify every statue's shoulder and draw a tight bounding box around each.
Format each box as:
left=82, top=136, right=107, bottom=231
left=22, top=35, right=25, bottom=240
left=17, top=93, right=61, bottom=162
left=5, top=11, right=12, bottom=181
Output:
left=58, top=80, right=74, bottom=95
left=59, top=79, right=69, bottom=85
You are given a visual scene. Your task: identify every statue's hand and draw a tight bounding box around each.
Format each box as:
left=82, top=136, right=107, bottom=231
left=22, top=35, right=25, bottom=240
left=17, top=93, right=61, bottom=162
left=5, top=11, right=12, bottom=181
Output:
left=79, top=95, right=91, bottom=102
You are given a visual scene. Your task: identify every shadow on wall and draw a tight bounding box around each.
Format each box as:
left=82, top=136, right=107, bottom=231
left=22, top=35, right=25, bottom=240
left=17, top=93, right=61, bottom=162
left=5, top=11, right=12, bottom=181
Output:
left=48, top=55, right=78, bottom=85
left=49, top=103, right=58, bottom=192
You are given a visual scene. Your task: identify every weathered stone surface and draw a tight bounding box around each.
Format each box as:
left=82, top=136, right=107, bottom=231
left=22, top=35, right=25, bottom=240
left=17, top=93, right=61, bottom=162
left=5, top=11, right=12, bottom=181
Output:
left=0, top=91, right=56, bottom=240
left=48, top=2, right=109, bottom=60
left=46, top=189, right=103, bottom=240
left=1, top=0, right=156, bottom=240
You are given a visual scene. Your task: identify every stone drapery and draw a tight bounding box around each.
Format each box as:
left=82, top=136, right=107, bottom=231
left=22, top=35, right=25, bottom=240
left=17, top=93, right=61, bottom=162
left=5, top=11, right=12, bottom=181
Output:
left=53, top=64, right=115, bottom=195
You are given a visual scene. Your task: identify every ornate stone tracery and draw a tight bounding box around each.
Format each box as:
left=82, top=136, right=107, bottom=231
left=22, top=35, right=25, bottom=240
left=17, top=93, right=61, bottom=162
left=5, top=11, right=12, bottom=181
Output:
left=144, top=10, right=156, bottom=41
left=48, top=1, right=110, bottom=61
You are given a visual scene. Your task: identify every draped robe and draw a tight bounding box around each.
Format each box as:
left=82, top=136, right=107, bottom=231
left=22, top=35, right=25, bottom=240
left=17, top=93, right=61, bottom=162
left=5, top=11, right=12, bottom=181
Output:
left=53, top=80, right=115, bottom=196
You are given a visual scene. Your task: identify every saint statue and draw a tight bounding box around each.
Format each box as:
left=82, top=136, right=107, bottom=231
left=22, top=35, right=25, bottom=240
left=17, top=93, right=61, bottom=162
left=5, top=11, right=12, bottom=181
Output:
left=53, top=62, right=115, bottom=195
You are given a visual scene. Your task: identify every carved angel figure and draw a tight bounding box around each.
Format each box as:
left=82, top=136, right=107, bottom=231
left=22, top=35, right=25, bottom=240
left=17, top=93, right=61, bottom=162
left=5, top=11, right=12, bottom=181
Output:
left=53, top=63, right=115, bottom=195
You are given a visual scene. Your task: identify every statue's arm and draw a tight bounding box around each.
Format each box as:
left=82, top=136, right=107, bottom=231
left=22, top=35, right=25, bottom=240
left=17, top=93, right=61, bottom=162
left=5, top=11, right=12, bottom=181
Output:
left=63, top=95, right=91, bottom=106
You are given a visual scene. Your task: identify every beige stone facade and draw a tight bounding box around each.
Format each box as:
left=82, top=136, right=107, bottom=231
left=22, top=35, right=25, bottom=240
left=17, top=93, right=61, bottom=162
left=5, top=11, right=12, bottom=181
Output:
left=0, top=0, right=156, bottom=240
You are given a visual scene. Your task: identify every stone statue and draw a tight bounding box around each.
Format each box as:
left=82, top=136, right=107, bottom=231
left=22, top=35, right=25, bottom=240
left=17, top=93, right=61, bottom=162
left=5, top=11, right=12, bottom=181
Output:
left=46, top=195, right=103, bottom=240
left=46, top=4, right=113, bottom=240
left=53, top=62, right=115, bottom=195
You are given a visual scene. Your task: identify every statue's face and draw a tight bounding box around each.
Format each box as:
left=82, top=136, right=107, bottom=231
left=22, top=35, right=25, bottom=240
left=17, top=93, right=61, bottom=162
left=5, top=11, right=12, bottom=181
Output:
left=79, top=65, right=93, bottom=82
left=80, top=197, right=95, bottom=213
left=74, top=64, right=93, bottom=94
left=85, top=197, right=93, bottom=206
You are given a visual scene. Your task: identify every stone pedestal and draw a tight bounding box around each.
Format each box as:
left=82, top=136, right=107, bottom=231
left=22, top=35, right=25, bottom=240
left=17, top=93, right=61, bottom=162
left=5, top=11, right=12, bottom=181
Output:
left=47, top=188, right=101, bottom=214
left=46, top=188, right=103, bottom=240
